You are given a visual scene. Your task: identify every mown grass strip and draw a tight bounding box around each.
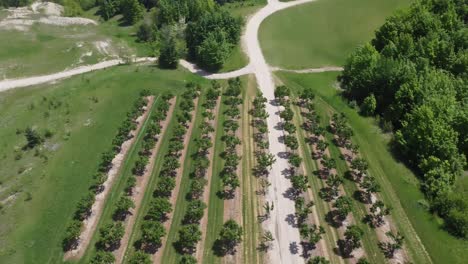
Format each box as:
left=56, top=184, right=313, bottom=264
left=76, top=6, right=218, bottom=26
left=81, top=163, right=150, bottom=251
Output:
left=242, top=79, right=262, bottom=264
left=202, top=94, right=227, bottom=264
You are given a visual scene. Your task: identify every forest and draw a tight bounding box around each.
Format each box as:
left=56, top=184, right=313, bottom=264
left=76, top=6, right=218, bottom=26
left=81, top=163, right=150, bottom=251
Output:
left=339, top=0, right=467, bottom=239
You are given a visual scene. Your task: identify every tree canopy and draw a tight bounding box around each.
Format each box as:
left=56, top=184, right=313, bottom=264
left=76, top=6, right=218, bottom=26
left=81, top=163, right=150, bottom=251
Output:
left=339, top=0, right=468, bottom=238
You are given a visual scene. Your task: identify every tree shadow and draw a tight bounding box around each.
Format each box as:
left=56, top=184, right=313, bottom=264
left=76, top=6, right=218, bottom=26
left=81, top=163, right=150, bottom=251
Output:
left=134, top=239, right=161, bottom=254
left=325, top=210, right=345, bottom=228
left=283, top=187, right=300, bottom=201
left=289, top=241, right=300, bottom=255
left=285, top=213, right=298, bottom=228
left=212, top=239, right=238, bottom=257
left=300, top=241, right=317, bottom=259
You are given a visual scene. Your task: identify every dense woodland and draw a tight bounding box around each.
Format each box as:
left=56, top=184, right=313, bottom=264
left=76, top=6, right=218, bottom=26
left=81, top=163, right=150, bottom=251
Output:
left=339, top=0, right=467, bottom=238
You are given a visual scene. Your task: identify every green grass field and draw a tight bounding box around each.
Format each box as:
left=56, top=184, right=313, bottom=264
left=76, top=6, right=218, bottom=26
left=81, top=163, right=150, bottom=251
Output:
left=278, top=71, right=468, bottom=264
left=0, top=25, right=102, bottom=78
left=0, top=6, right=154, bottom=79
left=241, top=76, right=264, bottom=264
left=201, top=93, right=226, bottom=264
left=259, top=0, right=410, bottom=69
left=0, top=16, right=147, bottom=79
left=0, top=65, right=206, bottom=264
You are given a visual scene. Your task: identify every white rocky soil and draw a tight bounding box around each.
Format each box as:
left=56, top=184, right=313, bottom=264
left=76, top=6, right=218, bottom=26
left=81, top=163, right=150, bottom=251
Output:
left=0, top=1, right=96, bottom=31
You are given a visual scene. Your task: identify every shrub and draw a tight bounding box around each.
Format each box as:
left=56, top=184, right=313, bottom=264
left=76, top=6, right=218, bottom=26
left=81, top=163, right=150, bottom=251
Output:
left=90, top=251, right=115, bottom=263
left=24, top=127, right=44, bottom=149
left=360, top=94, right=376, bottom=116
left=62, top=220, right=82, bottom=250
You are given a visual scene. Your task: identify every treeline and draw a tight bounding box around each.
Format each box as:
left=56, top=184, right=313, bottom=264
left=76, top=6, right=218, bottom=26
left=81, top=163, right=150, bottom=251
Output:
left=62, top=93, right=149, bottom=252
left=339, top=0, right=467, bottom=238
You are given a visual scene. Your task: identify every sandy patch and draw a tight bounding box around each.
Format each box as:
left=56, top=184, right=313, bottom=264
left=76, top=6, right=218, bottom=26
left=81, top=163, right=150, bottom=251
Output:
left=31, top=2, right=63, bottom=16
left=1, top=193, right=18, bottom=205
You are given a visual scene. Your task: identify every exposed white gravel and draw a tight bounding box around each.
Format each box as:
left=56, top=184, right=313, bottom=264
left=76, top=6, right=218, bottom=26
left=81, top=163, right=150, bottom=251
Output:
left=0, top=1, right=97, bottom=31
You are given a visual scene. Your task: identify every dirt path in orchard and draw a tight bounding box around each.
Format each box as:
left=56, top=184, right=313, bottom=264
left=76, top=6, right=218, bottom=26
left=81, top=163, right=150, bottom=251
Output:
left=152, top=97, right=200, bottom=264
left=114, top=98, right=176, bottom=264
left=222, top=103, right=244, bottom=264
left=64, top=96, right=154, bottom=261
left=196, top=97, right=222, bottom=263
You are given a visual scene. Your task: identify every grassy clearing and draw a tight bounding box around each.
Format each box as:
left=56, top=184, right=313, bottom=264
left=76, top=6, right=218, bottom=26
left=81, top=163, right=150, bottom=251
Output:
left=0, top=7, right=149, bottom=79
left=259, top=0, right=410, bottom=69
left=220, top=44, right=249, bottom=73
left=0, top=24, right=104, bottom=78
left=277, top=72, right=468, bottom=264
left=0, top=65, right=206, bottom=264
